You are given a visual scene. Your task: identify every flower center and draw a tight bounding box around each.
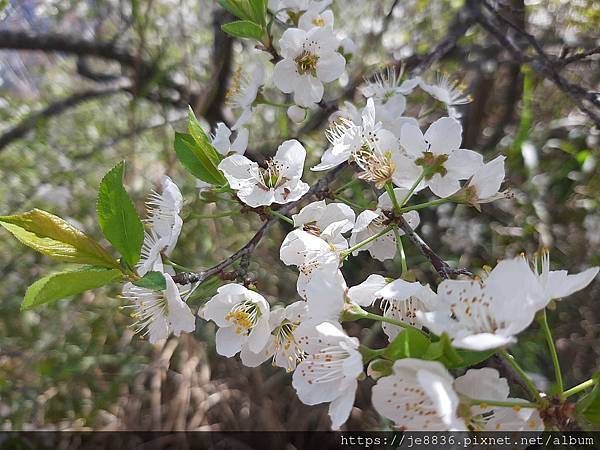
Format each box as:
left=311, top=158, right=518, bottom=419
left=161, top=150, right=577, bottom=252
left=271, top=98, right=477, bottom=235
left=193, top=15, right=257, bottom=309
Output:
left=258, top=159, right=287, bottom=190
left=312, top=17, right=325, bottom=26
left=354, top=148, right=395, bottom=188
left=302, top=221, right=321, bottom=236
left=225, top=299, right=261, bottom=335
left=302, top=345, right=350, bottom=384
left=415, top=151, right=448, bottom=179
left=272, top=319, right=304, bottom=371
left=295, top=51, right=319, bottom=76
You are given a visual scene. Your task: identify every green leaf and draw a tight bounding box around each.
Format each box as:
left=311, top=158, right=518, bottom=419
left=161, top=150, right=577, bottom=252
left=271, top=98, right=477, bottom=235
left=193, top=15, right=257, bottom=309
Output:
left=218, top=0, right=265, bottom=24
left=133, top=271, right=166, bottom=291
left=22, top=267, right=123, bottom=311
left=173, top=108, right=227, bottom=186
left=577, top=373, right=600, bottom=424
left=383, top=327, right=430, bottom=360
left=423, top=334, right=464, bottom=368
left=455, top=348, right=495, bottom=368
left=0, top=209, right=119, bottom=269
left=96, top=162, right=144, bottom=268
left=368, top=359, right=393, bottom=379
left=222, top=20, right=264, bottom=41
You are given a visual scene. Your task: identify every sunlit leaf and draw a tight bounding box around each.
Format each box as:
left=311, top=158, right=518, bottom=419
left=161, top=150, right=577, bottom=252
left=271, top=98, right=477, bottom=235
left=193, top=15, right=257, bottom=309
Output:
left=0, top=209, right=119, bottom=269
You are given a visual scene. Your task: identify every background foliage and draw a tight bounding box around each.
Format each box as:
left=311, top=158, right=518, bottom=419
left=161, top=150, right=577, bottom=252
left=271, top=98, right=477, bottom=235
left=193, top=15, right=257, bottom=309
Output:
left=0, top=0, right=599, bottom=430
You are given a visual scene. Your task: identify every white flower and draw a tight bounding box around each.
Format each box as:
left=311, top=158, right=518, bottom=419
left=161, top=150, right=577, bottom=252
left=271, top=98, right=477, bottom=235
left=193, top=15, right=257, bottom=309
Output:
left=313, top=98, right=396, bottom=171
left=362, top=67, right=420, bottom=138
left=138, top=176, right=183, bottom=276
left=348, top=189, right=420, bottom=261
left=372, top=359, right=466, bottom=431
left=122, top=273, right=195, bottom=344
left=218, top=139, right=310, bottom=207
left=298, top=6, right=334, bottom=31
left=460, top=155, right=508, bottom=208
left=273, top=27, right=345, bottom=107
left=268, top=0, right=331, bottom=20
left=280, top=225, right=347, bottom=320
left=454, top=368, right=544, bottom=431
left=418, top=257, right=545, bottom=351
left=292, top=321, right=362, bottom=429
left=240, top=301, right=308, bottom=372
left=340, top=36, right=356, bottom=56
left=394, top=117, right=484, bottom=197
left=347, top=275, right=435, bottom=341
left=532, top=251, right=599, bottom=308
left=227, top=63, right=265, bottom=130
left=419, top=73, right=471, bottom=118
left=212, top=122, right=248, bottom=156
left=202, top=283, right=271, bottom=358
left=292, top=200, right=355, bottom=235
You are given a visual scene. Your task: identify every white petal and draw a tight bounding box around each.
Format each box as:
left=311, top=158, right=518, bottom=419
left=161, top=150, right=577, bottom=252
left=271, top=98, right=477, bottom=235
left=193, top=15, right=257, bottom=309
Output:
left=347, top=274, right=387, bottom=306
left=294, top=75, right=324, bottom=107
left=273, top=58, right=299, bottom=94
left=212, top=122, right=232, bottom=154
left=316, top=52, right=346, bottom=83
left=164, top=274, right=195, bottom=336
left=424, top=117, right=463, bottom=154
left=218, top=154, right=257, bottom=187
left=454, top=368, right=509, bottom=401
left=231, top=127, right=249, bottom=155
left=274, top=139, right=307, bottom=179
left=377, top=278, right=423, bottom=301
left=328, top=382, right=356, bottom=429
left=247, top=317, right=272, bottom=353
left=278, top=28, right=307, bottom=59
left=215, top=326, right=245, bottom=357
left=427, top=173, right=461, bottom=198
left=546, top=267, right=599, bottom=300
left=237, top=183, right=276, bottom=207
left=399, top=123, right=427, bottom=157
left=452, top=333, right=516, bottom=351
left=445, top=149, right=484, bottom=180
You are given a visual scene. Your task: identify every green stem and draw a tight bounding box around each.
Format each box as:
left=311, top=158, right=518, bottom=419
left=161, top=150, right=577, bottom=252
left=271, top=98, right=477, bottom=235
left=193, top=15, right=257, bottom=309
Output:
left=384, top=182, right=402, bottom=213
left=333, top=194, right=370, bottom=211
left=499, top=349, right=544, bottom=404
left=563, top=378, right=598, bottom=398
left=538, top=309, right=564, bottom=396
left=362, top=311, right=429, bottom=337
left=466, top=398, right=540, bottom=409
left=399, top=197, right=454, bottom=213
left=163, top=258, right=196, bottom=273
left=189, top=210, right=240, bottom=219
left=341, top=225, right=394, bottom=258
left=335, top=178, right=359, bottom=194
left=399, top=172, right=425, bottom=206
left=268, top=208, right=294, bottom=225
left=393, top=227, right=408, bottom=275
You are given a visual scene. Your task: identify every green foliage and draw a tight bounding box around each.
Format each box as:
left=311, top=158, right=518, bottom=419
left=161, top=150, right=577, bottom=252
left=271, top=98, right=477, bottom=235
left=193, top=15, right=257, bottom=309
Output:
left=384, top=328, right=430, bottom=360
left=222, top=20, right=264, bottom=40
left=174, top=108, right=228, bottom=186
left=218, top=0, right=267, bottom=42
left=577, top=374, right=600, bottom=425
left=0, top=209, right=119, bottom=269
left=422, top=334, right=494, bottom=369
left=369, top=359, right=393, bottom=378
left=133, top=271, right=167, bottom=291
left=96, top=162, right=144, bottom=269
left=22, top=267, right=123, bottom=311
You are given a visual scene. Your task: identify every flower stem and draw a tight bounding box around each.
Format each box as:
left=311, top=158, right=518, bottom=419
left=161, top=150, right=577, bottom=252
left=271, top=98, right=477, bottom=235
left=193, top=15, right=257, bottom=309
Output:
left=466, top=398, right=540, bottom=409
left=399, top=197, right=454, bottom=213
left=163, top=258, right=196, bottom=273
left=384, top=182, right=402, bottom=213
left=563, top=378, right=598, bottom=398
left=333, top=194, right=368, bottom=210
left=267, top=208, right=294, bottom=225
left=362, top=311, right=428, bottom=338
left=393, top=227, right=408, bottom=275
left=335, top=178, right=359, bottom=194
left=190, top=210, right=240, bottom=219
left=341, top=225, right=394, bottom=258
left=499, top=349, right=544, bottom=404
left=399, top=172, right=425, bottom=206
left=538, top=309, right=564, bottom=396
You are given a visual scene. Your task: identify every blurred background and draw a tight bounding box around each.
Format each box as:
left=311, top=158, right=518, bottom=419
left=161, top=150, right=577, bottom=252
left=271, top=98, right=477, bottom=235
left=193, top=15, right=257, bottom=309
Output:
left=0, top=0, right=599, bottom=431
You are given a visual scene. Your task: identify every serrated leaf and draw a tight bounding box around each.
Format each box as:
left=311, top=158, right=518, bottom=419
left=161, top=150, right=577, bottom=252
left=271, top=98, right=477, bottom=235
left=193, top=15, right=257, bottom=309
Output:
left=133, top=271, right=166, bottom=291
left=222, top=20, right=263, bottom=41
left=96, top=162, right=144, bottom=268
left=22, top=267, right=123, bottom=310
left=0, top=209, right=119, bottom=269
left=383, top=327, right=430, bottom=360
